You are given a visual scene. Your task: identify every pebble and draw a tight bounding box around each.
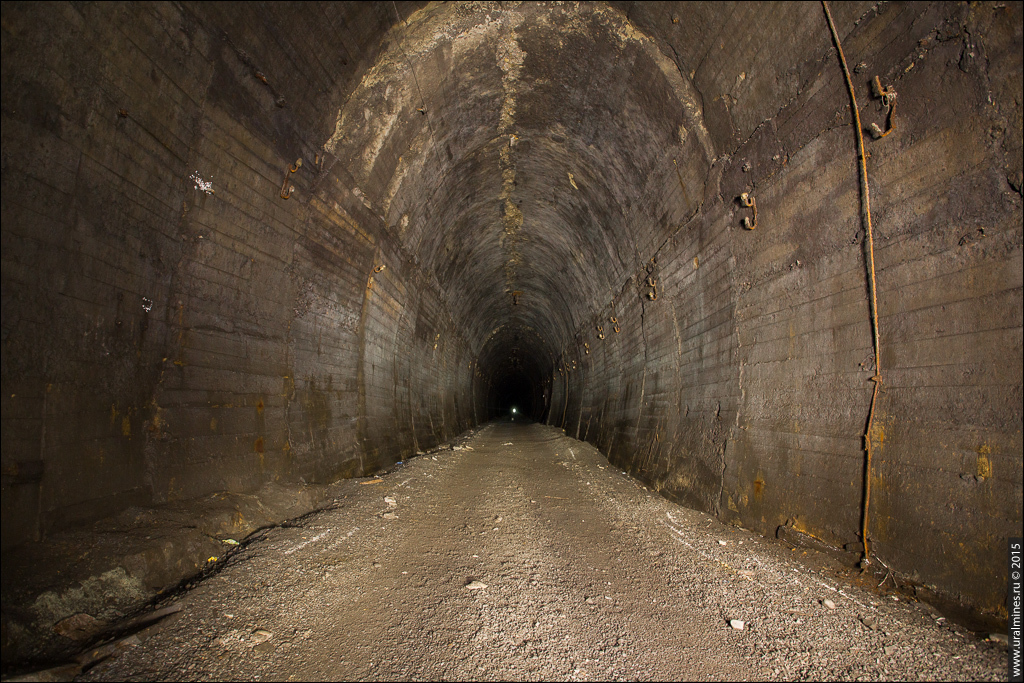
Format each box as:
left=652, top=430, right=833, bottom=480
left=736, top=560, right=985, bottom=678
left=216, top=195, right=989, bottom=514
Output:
left=251, top=629, right=273, bottom=645
left=822, top=599, right=836, bottom=610
left=718, top=540, right=727, bottom=546
left=987, top=633, right=1008, bottom=644
left=729, top=620, right=745, bottom=630
left=465, top=580, right=488, bottom=590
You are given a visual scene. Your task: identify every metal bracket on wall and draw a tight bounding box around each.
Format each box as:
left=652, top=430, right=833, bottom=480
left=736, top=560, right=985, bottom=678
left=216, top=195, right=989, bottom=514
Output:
left=869, top=76, right=897, bottom=139
left=645, top=276, right=658, bottom=301
left=280, top=159, right=302, bottom=199
left=739, top=192, right=757, bottom=230
left=596, top=324, right=605, bottom=340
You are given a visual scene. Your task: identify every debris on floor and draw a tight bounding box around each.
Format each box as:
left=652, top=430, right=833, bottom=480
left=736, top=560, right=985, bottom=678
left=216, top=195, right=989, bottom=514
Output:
left=58, top=424, right=1005, bottom=682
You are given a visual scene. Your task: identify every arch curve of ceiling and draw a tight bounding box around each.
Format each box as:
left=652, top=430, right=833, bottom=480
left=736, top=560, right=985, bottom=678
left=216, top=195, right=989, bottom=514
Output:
left=324, top=1, right=714, bottom=368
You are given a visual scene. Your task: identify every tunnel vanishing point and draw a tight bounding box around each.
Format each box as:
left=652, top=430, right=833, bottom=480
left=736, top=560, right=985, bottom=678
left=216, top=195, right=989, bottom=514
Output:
left=1, top=0, right=1022, bottom=651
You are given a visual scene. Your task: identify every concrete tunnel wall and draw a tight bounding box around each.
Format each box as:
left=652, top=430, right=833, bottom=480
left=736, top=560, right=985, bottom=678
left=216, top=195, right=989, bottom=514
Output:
left=1, top=1, right=1021, bottom=618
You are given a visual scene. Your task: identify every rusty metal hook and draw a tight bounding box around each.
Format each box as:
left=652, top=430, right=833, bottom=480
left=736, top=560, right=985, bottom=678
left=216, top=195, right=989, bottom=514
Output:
left=739, top=192, right=758, bottom=229
left=869, top=76, right=897, bottom=139
left=280, top=159, right=302, bottom=199
left=872, top=76, right=897, bottom=107
left=645, top=276, right=658, bottom=301
left=374, top=264, right=386, bottom=273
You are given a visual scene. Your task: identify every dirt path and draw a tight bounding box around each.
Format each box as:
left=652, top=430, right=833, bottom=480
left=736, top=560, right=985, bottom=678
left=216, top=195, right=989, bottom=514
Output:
left=80, top=422, right=1005, bottom=681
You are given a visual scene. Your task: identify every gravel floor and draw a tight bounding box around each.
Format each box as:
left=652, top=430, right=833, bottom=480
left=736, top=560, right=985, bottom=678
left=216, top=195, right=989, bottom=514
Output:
left=78, top=422, right=1006, bottom=681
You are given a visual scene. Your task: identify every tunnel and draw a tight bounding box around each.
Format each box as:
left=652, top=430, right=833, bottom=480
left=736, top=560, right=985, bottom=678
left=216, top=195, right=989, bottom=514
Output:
left=1, top=0, right=1022, bottom=674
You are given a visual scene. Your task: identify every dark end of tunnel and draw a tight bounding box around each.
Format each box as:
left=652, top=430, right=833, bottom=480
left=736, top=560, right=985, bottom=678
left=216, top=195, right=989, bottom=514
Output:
left=486, top=371, right=545, bottom=422
left=479, top=324, right=554, bottom=423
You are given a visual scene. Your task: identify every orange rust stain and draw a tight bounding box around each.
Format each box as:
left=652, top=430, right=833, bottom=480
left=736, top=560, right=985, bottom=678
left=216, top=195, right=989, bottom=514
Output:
left=148, top=398, right=165, bottom=433
left=976, top=445, right=993, bottom=478
left=254, top=437, right=265, bottom=453
left=870, top=419, right=886, bottom=448
left=256, top=399, right=265, bottom=414
left=753, top=477, right=764, bottom=498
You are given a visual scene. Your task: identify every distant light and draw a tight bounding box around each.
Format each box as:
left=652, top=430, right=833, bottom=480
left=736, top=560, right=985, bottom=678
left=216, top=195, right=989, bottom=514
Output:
left=512, top=407, right=517, bottom=414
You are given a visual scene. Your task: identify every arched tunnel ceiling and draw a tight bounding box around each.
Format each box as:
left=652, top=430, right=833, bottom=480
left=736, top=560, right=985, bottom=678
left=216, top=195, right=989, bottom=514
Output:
left=326, top=2, right=713, bottom=371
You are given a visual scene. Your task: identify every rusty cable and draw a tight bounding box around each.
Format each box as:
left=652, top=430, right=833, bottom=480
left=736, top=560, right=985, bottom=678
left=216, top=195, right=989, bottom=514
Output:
left=822, top=0, right=883, bottom=569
